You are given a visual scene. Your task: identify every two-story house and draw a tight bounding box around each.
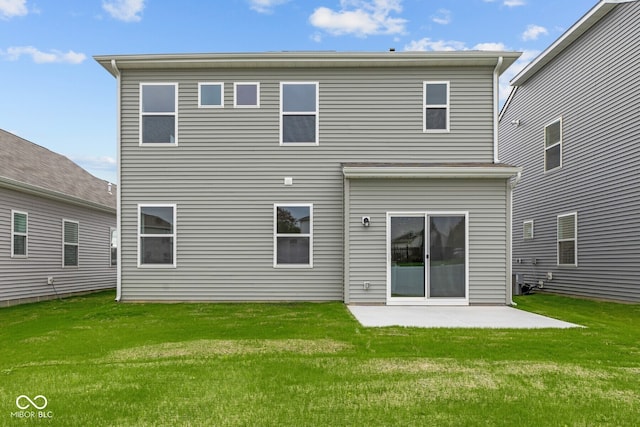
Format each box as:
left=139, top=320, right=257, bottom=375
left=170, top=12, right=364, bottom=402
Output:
left=500, top=0, right=640, bottom=302
left=1, top=129, right=117, bottom=307
left=95, top=51, right=521, bottom=305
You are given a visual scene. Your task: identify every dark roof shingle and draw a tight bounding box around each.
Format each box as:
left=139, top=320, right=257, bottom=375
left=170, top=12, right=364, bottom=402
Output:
left=0, top=129, right=116, bottom=210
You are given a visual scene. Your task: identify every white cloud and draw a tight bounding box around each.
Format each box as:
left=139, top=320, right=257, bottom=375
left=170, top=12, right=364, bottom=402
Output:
left=404, top=39, right=507, bottom=53
left=499, top=49, right=539, bottom=100
left=309, top=0, right=407, bottom=37
left=504, top=0, right=525, bottom=7
left=473, top=42, right=507, bottom=51
left=0, top=0, right=27, bottom=19
left=248, top=0, right=289, bottom=14
left=522, top=24, right=548, bottom=41
left=404, top=38, right=465, bottom=52
left=1, top=46, right=86, bottom=64
left=102, top=0, right=144, bottom=22
left=431, top=8, right=451, bottom=25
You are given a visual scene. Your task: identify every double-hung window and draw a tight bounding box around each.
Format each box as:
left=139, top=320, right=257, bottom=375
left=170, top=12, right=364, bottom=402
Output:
left=274, top=204, right=313, bottom=267
left=557, top=212, right=577, bottom=266
left=140, top=83, right=178, bottom=145
left=63, top=220, right=79, bottom=267
left=424, top=81, right=449, bottom=132
left=280, top=82, right=318, bottom=145
left=138, top=204, right=176, bottom=267
left=11, top=210, right=28, bottom=258
left=235, top=82, right=260, bottom=107
left=110, top=228, right=118, bottom=266
left=545, top=118, right=562, bottom=171
left=523, top=220, right=534, bottom=241
left=199, top=82, right=224, bottom=108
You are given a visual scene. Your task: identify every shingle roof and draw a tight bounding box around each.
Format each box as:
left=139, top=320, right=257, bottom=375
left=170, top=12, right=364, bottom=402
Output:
left=0, top=129, right=116, bottom=211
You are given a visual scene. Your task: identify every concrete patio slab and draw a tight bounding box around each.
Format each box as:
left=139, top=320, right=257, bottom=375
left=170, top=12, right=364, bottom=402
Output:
left=348, top=305, right=583, bottom=329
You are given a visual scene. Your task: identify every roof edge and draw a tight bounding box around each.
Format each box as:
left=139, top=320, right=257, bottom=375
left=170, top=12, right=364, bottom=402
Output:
left=0, top=175, right=116, bottom=214
left=95, top=51, right=521, bottom=77
left=511, top=0, right=635, bottom=86
left=342, top=164, right=522, bottom=179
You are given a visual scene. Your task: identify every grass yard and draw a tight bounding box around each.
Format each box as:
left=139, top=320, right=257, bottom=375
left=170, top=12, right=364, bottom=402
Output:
left=1, top=292, right=639, bottom=426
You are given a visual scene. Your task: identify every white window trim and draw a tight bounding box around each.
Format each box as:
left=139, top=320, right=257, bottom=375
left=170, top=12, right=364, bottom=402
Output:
left=110, top=227, right=117, bottom=267
left=523, top=220, right=534, bottom=240
left=11, top=210, right=28, bottom=258
left=544, top=117, right=563, bottom=172
left=423, top=81, right=450, bottom=133
left=137, top=204, right=177, bottom=268
left=234, top=82, right=260, bottom=108
left=139, top=82, right=178, bottom=146
left=273, top=203, right=313, bottom=268
left=62, top=219, right=79, bottom=268
left=385, top=211, right=469, bottom=306
left=198, top=82, right=224, bottom=108
left=557, top=212, right=577, bottom=267
left=280, top=82, right=319, bottom=146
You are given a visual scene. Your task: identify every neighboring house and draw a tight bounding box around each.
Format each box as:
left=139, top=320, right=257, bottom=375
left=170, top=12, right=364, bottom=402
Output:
left=0, top=129, right=117, bottom=307
left=499, top=0, right=640, bottom=302
left=95, top=50, right=521, bottom=305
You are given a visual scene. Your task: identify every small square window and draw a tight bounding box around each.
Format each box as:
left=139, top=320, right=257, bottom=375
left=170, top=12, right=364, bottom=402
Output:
left=235, top=82, right=260, bottom=107
left=199, top=83, right=224, bottom=108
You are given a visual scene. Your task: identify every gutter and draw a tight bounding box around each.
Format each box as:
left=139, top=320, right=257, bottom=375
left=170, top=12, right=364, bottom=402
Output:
left=493, top=56, right=503, bottom=163
left=0, top=175, right=115, bottom=214
left=507, top=171, right=522, bottom=306
left=111, top=59, right=123, bottom=303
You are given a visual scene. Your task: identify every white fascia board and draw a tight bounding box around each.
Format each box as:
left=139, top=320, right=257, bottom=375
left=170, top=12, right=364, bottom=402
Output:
left=342, top=166, right=522, bottom=179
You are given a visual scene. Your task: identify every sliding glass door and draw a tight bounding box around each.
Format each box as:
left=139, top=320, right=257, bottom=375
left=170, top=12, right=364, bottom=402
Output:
left=388, top=213, right=467, bottom=304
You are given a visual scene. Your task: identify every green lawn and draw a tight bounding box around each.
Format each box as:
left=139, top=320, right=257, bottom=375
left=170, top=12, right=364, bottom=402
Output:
left=1, top=292, right=639, bottom=426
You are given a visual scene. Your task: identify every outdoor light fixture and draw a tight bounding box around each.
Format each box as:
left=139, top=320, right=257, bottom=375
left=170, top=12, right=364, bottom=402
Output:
left=361, top=216, right=371, bottom=227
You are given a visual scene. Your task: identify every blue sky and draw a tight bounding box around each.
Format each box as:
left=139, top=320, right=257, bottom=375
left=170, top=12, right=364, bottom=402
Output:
left=1, top=0, right=597, bottom=184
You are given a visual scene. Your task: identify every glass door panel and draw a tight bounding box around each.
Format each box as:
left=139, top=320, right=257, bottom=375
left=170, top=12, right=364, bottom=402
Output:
left=428, top=215, right=466, bottom=298
left=390, top=216, right=425, bottom=297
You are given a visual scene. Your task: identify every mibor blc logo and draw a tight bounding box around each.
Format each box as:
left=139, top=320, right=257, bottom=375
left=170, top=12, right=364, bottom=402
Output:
left=11, top=395, right=53, bottom=419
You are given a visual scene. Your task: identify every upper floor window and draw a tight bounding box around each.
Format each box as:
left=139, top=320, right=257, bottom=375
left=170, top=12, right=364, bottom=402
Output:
left=63, top=219, right=79, bottom=267
left=235, top=82, right=260, bottom=107
left=274, top=204, right=313, bottom=268
left=545, top=118, right=562, bottom=172
left=140, top=83, right=178, bottom=145
left=280, top=82, right=318, bottom=145
left=424, top=81, right=449, bottom=132
left=199, top=82, right=224, bottom=108
left=557, top=212, right=577, bottom=266
left=11, top=210, right=28, bottom=258
left=139, top=204, right=176, bottom=268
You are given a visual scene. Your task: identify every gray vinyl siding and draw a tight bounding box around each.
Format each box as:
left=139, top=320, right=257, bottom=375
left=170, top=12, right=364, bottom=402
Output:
left=119, top=65, right=498, bottom=301
left=0, top=187, right=116, bottom=307
left=500, top=2, right=640, bottom=302
left=346, top=178, right=510, bottom=305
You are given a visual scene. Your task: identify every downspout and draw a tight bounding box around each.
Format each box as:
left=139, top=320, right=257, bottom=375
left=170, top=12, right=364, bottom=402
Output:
left=493, top=56, right=503, bottom=163
left=507, top=171, right=522, bottom=306
left=111, top=59, right=123, bottom=302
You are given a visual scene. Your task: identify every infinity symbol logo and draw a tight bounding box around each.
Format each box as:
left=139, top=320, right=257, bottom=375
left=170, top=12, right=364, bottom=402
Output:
left=16, top=395, right=48, bottom=410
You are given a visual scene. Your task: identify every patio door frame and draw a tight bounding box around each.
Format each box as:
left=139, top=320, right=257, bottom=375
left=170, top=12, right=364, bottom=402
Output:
left=386, top=211, right=469, bottom=306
